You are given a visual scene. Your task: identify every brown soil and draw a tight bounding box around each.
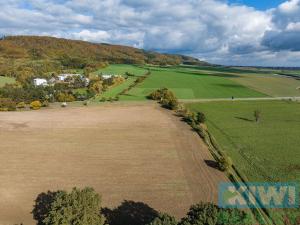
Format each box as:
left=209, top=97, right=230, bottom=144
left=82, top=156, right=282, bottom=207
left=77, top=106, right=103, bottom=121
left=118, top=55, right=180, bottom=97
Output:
left=0, top=102, right=227, bottom=225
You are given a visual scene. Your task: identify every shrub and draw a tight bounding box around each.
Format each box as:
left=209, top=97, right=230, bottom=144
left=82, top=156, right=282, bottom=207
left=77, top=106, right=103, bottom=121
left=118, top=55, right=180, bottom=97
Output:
left=83, top=100, right=89, bottom=106
left=218, top=156, right=233, bottom=172
left=42, top=100, right=49, bottom=107
left=254, top=109, right=261, bottom=123
left=100, top=97, right=106, bottom=102
left=150, top=88, right=179, bottom=110
left=196, top=112, right=206, bottom=124
left=56, top=92, right=75, bottom=102
left=148, top=88, right=168, bottom=100
left=30, top=100, right=42, bottom=110
left=217, top=208, right=254, bottom=225
left=0, top=98, right=16, bottom=111
left=16, top=101, right=26, bottom=109
left=179, top=202, right=254, bottom=225
left=108, top=97, right=114, bottom=102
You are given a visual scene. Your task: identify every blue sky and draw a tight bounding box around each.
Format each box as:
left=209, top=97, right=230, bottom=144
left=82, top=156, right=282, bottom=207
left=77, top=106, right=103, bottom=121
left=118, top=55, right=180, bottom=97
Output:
left=0, top=0, right=300, bottom=66
left=228, top=0, right=286, bottom=10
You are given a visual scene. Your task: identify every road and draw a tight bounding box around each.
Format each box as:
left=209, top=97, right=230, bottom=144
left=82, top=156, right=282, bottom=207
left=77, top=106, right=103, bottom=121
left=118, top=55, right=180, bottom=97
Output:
left=179, top=96, right=300, bottom=103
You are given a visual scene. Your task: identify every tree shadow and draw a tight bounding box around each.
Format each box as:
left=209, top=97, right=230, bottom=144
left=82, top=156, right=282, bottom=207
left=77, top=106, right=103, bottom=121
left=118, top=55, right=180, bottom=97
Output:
left=101, top=200, right=159, bottom=225
left=235, top=117, right=254, bottom=122
left=204, top=160, right=220, bottom=170
left=32, top=191, right=60, bottom=225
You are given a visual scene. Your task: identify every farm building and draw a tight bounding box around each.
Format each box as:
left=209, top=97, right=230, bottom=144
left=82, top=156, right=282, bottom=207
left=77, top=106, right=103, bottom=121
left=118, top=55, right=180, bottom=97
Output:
left=33, top=78, right=48, bottom=86
left=58, top=74, right=82, bottom=81
left=101, top=74, right=113, bottom=79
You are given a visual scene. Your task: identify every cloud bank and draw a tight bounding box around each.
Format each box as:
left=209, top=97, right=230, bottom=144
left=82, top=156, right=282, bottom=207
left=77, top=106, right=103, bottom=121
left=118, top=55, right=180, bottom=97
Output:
left=0, top=0, right=300, bottom=66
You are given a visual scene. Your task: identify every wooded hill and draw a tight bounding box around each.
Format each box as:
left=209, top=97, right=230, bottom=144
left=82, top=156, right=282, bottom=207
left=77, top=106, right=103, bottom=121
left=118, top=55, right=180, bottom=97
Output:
left=0, top=36, right=208, bottom=82
left=0, top=35, right=207, bottom=69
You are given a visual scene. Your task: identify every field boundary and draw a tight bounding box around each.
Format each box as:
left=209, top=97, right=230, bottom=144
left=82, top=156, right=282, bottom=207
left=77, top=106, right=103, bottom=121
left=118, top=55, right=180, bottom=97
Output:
left=179, top=96, right=300, bottom=103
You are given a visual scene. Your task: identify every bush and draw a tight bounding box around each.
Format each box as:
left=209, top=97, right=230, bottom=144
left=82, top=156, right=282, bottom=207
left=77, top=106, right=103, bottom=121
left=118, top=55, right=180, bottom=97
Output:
left=148, top=88, right=168, bottom=100
left=0, top=98, right=16, bottom=111
left=196, top=112, right=206, bottom=124
left=254, top=109, right=261, bottom=123
left=100, top=97, right=106, bottom=102
left=217, top=208, right=254, bottom=225
left=30, top=100, right=42, bottom=110
left=56, top=92, right=75, bottom=102
left=83, top=100, right=89, bottom=106
left=108, top=97, right=114, bottom=102
left=218, top=156, right=233, bottom=172
left=149, top=88, right=179, bottom=110
left=42, top=100, right=49, bottom=107
left=16, top=101, right=26, bottom=109
left=179, top=202, right=254, bottom=225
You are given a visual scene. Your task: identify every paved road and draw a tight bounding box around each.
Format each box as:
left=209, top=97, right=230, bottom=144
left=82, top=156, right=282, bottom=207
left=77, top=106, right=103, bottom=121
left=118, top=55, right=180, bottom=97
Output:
left=179, top=96, right=300, bottom=103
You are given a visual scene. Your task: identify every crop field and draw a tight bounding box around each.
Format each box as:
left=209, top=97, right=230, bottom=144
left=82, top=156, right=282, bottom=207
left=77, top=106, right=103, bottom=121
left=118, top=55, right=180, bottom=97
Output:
left=120, top=67, right=267, bottom=100
left=187, top=100, right=300, bottom=183
left=96, top=64, right=147, bottom=76
left=0, top=103, right=227, bottom=225
left=0, top=76, right=15, bottom=87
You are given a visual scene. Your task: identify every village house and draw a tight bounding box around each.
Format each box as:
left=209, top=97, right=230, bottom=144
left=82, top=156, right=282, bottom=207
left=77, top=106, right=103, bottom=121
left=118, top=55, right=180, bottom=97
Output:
left=33, top=78, right=48, bottom=86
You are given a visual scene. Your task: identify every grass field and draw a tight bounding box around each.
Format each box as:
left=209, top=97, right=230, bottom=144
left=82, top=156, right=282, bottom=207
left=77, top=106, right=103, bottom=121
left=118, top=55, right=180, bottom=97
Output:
left=96, top=64, right=147, bottom=76
left=120, top=67, right=267, bottom=100
left=0, top=76, right=16, bottom=87
left=187, top=100, right=300, bottom=183
left=229, top=74, right=300, bottom=97
left=0, top=103, right=226, bottom=225
left=93, top=77, right=136, bottom=100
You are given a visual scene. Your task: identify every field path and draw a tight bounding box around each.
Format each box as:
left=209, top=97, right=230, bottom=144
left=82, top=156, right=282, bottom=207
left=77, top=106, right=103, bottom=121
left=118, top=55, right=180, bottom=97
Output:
left=0, top=102, right=227, bottom=225
left=179, top=96, right=300, bottom=102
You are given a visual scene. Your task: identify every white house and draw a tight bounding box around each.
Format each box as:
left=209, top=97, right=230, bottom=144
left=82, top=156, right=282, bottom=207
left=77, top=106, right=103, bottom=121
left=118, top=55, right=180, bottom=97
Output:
left=33, top=78, right=48, bottom=86
left=101, top=74, right=113, bottom=80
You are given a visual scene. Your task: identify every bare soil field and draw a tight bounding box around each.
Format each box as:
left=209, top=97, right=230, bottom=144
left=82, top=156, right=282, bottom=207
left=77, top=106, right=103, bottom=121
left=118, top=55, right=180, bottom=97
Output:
left=0, top=102, right=227, bottom=225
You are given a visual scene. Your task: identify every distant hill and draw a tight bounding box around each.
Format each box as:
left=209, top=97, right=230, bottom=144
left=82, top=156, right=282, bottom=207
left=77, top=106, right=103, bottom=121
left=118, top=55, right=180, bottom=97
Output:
left=0, top=36, right=208, bottom=66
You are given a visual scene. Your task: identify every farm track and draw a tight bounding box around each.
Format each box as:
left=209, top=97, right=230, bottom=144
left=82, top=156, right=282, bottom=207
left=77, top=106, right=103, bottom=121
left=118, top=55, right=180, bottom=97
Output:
left=0, top=102, right=227, bottom=225
left=179, top=96, right=300, bottom=103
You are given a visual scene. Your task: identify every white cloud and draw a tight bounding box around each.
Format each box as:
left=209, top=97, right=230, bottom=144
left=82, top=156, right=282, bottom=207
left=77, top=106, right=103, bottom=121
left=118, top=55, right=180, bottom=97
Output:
left=0, top=0, right=300, bottom=66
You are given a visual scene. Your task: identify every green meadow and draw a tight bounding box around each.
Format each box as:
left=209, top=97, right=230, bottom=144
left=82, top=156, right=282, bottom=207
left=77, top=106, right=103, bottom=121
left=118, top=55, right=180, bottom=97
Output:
left=95, top=64, right=147, bottom=76
left=187, top=100, right=300, bottom=183
left=0, top=76, right=16, bottom=87
left=94, top=77, right=136, bottom=100
left=120, top=66, right=267, bottom=100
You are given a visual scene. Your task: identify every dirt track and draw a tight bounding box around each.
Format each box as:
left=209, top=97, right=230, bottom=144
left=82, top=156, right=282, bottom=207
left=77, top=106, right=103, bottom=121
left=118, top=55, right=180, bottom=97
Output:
left=0, top=103, right=227, bottom=225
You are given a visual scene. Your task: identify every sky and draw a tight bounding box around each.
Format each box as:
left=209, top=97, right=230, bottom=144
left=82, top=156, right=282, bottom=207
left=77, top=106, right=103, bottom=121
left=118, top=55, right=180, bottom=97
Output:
left=0, top=0, right=300, bottom=66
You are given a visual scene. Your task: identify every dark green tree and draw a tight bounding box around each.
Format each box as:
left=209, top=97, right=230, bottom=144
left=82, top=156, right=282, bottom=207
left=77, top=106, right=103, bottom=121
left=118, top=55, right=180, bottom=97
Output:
left=148, top=213, right=177, bottom=225
left=196, top=112, right=206, bottom=124
left=43, top=187, right=104, bottom=225
left=179, top=202, right=219, bottom=225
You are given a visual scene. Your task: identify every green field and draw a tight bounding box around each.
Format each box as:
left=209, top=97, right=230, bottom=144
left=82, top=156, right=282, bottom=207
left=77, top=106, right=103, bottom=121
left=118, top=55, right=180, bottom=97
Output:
left=95, top=64, right=147, bottom=76
left=120, top=67, right=267, bottom=100
left=187, top=100, right=300, bottom=183
left=229, top=74, right=300, bottom=97
left=0, top=76, right=16, bottom=87
left=93, top=77, right=136, bottom=100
